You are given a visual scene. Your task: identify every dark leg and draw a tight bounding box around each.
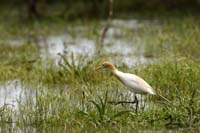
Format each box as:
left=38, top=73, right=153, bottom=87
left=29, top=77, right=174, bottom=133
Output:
left=135, top=95, right=139, bottom=113
left=108, top=101, right=137, bottom=105
left=109, top=94, right=139, bottom=113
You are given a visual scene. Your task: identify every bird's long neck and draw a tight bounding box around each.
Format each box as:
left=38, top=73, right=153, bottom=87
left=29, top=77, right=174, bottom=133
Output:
left=111, top=68, right=117, bottom=74
left=107, top=63, right=116, bottom=72
left=111, top=69, right=125, bottom=83
left=105, top=63, right=121, bottom=78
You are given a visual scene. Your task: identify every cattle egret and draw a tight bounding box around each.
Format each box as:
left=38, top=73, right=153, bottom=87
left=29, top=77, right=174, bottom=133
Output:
left=96, top=61, right=156, bottom=112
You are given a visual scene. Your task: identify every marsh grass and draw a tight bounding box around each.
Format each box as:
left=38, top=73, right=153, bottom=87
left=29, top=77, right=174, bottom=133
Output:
left=141, top=17, right=200, bottom=58
left=138, top=56, right=200, bottom=128
left=0, top=55, right=199, bottom=130
left=0, top=43, right=40, bottom=82
left=0, top=15, right=200, bottom=131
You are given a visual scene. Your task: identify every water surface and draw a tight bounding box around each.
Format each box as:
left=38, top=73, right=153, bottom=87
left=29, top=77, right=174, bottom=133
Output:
left=0, top=80, right=35, bottom=109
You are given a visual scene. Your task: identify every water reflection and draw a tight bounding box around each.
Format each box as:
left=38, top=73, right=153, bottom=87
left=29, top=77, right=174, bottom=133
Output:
left=0, top=80, right=35, bottom=109
left=0, top=19, right=157, bottom=67
left=0, top=19, right=157, bottom=110
left=60, top=19, right=154, bottom=66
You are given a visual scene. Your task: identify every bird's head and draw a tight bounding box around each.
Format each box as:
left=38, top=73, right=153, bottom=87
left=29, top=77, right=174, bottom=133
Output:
left=96, top=61, right=116, bottom=71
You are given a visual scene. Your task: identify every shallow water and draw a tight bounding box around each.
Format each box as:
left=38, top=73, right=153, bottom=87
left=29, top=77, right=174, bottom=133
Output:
left=0, top=19, right=158, bottom=109
left=0, top=19, right=159, bottom=130
left=39, top=19, right=156, bottom=67
left=0, top=80, right=35, bottom=109
left=1, top=19, right=157, bottom=67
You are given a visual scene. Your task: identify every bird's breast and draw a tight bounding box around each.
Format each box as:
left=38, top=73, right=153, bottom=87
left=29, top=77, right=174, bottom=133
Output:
left=113, top=71, right=136, bottom=88
left=113, top=70, right=155, bottom=94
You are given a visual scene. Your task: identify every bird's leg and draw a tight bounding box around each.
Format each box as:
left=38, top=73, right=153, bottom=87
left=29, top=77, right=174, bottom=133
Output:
left=108, top=101, right=137, bottom=105
left=108, top=94, right=138, bottom=106
left=135, top=95, right=139, bottom=113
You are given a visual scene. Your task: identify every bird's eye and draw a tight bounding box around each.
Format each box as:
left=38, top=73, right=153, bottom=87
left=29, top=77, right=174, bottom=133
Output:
left=102, top=64, right=105, bottom=67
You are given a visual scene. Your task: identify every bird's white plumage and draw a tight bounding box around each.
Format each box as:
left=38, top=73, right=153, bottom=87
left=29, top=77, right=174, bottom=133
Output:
left=113, top=70, right=156, bottom=95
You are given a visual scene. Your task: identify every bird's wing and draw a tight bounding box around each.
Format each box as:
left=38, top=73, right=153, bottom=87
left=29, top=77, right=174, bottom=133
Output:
left=123, top=73, right=156, bottom=95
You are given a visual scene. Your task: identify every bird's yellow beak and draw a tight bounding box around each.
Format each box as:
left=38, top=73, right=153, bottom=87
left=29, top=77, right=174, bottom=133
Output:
left=95, top=66, right=102, bottom=71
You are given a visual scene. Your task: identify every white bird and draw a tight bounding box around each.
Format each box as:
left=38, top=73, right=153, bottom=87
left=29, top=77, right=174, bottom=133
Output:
left=96, top=61, right=156, bottom=111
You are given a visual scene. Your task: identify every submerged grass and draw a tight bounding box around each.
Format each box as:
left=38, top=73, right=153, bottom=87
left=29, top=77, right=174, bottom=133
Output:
left=142, top=17, right=200, bottom=58
left=0, top=43, right=39, bottom=82
left=0, top=53, right=199, bottom=130
left=138, top=56, right=200, bottom=128
left=0, top=14, right=200, bottom=131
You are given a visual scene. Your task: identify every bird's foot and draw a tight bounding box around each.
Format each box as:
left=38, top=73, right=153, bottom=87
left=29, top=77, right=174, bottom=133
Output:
left=108, top=101, right=137, bottom=106
left=109, top=100, right=139, bottom=113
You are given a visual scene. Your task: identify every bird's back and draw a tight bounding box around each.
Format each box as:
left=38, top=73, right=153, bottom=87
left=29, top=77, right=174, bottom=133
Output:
left=114, top=70, right=156, bottom=95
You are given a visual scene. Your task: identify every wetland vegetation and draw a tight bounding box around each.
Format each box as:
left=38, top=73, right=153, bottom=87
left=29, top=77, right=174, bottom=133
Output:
left=0, top=1, right=200, bottom=132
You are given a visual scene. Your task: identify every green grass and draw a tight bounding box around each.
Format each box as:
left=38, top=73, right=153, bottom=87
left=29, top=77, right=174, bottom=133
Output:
left=0, top=54, right=199, bottom=131
left=0, top=13, right=200, bottom=131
